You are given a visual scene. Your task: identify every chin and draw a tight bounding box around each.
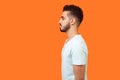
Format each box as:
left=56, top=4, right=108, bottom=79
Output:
left=60, top=29, right=66, bottom=32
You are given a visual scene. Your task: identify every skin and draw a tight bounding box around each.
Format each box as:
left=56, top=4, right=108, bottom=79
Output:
left=59, top=11, right=85, bottom=80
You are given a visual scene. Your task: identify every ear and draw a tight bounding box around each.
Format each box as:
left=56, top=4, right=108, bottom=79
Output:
left=70, top=18, right=76, bottom=25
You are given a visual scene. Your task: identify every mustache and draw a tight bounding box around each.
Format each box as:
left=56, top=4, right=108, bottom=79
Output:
left=59, top=23, right=62, bottom=26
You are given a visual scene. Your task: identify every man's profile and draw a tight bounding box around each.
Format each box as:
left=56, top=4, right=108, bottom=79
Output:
left=59, top=5, right=88, bottom=80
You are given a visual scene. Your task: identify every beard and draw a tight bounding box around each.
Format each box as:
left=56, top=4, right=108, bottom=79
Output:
left=60, top=23, right=70, bottom=32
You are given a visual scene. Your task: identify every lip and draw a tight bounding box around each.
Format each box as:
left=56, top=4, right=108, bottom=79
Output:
left=59, top=25, right=62, bottom=28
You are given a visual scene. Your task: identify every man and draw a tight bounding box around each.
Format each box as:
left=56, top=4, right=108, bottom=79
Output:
left=59, top=5, right=88, bottom=80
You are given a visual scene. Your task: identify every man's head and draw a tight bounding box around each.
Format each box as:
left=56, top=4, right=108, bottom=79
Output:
left=59, top=5, right=83, bottom=32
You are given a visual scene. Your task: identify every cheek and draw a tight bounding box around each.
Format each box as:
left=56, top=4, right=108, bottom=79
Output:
left=63, top=20, right=69, bottom=25
left=60, top=18, right=69, bottom=25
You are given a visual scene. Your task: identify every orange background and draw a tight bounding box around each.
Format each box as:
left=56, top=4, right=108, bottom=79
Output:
left=0, top=0, right=120, bottom=80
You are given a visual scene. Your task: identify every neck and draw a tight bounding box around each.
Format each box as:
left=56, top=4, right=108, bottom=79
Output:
left=66, top=26, right=79, bottom=40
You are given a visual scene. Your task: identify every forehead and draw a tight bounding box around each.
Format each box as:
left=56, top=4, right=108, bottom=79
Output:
left=62, top=11, right=70, bottom=17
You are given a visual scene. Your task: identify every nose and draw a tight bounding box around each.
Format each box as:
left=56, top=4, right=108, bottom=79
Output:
left=59, top=19, right=61, bottom=24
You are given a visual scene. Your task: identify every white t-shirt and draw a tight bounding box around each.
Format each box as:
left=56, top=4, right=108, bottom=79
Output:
left=62, top=34, right=88, bottom=80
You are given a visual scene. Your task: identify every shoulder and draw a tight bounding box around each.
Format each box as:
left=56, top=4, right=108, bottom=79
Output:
left=71, top=35, right=86, bottom=47
left=71, top=35, right=88, bottom=53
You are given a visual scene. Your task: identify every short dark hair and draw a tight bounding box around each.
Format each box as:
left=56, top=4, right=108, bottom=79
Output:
left=63, top=5, right=83, bottom=26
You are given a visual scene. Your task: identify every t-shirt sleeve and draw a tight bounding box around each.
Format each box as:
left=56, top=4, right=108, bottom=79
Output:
left=71, top=42, right=87, bottom=65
